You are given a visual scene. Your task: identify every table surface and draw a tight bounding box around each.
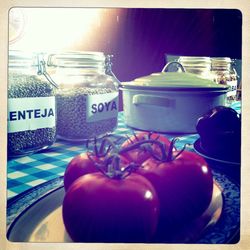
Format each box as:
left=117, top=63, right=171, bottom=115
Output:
left=7, top=101, right=241, bottom=199
left=7, top=115, right=202, bottom=199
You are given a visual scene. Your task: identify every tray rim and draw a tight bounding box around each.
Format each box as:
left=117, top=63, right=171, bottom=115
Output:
left=6, top=175, right=239, bottom=244
left=193, top=138, right=240, bottom=166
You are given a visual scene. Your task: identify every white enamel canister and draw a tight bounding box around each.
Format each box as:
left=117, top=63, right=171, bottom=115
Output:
left=120, top=63, right=229, bottom=133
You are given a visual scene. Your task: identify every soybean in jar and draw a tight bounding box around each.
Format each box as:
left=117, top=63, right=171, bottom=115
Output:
left=8, top=50, right=57, bottom=157
left=47, top=51, right=119, bottom=141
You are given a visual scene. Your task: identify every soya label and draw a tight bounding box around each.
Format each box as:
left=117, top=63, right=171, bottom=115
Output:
left=86, top=92, right=119, bottom=122
left=8, top=96, right=56, bottom=133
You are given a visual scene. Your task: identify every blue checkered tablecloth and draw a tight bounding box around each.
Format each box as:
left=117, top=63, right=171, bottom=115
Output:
left=7, top=102, right=241, bottom=199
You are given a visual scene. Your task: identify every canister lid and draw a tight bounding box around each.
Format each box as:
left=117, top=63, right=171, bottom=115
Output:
left=122, top=71, right=229, bottom=92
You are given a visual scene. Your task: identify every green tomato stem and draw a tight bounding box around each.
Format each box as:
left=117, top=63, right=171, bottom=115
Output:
left=119, top=139, right=164, bottom=154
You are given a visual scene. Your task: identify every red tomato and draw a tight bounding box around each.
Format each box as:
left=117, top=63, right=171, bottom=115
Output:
left=64, top=153, right=98, bottom=192
left=120, top=132, right=173, bottom=165
left=64, top=152, right=130, bottom=192
left=136, top=150, right=213, bottom=228
left=62, top=172, right=160, bottom=243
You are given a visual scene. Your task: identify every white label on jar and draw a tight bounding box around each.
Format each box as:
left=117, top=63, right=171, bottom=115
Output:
left=227, top=80, right=238, bottom=97
left=8, top=96, right=56, bottom=133
left=86, top=92, right=119, bottom=122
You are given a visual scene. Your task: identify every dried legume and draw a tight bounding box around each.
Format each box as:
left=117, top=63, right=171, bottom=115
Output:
left=56, top=87, right=117, bottom=140
left=8, top=73, right=56, bottom=157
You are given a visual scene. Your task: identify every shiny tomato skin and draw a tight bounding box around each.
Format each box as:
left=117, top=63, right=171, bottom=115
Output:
left=64, top=153, right=98, bottom=192
left=137, top=150, right=214, bottom=226
left=121, top=132, right=172, bottom=165
left=62, top=172, right=160, bottom=243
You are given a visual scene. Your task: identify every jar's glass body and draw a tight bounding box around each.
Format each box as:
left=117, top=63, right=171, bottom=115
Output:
left=211, top=57, right=238, bottom=105
left=48, top=52, right=119, bottom=141
left=8, top=50, right=57, bottom=157
left=178, top=56, right=214, bottom=80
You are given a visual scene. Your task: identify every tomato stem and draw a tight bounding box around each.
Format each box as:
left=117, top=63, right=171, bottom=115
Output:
left=88, top=135, right=190, bottom=179
left=171, top=142, right=192, bottom=161
left=166, top=139, right=193, bottom=161
left=125, top=134, right=134, bottom=144
left=87, top=137, right=119, bottom=158
left=119, top=139, right=163, bottom=154
left=119, top=137, right=188, bottom=163
left=99, top=137, right=118, bottom=155
left=119, top=139, right=169, bottom=161
left=166, top=138, right=179, bottom=161
left=94, top=153, right=137, bottom=180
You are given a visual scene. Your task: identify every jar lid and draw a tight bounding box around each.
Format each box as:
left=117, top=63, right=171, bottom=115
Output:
left=179, top=56, right=211, bottom=63
left=47, top=51, right=106, bottom=68
left=9, top=50, right=39, bottom=67
left=211, top=57, right=232, bottom=63
left=211, top=57, right=232, bottom=71
left=122, top=71, right=229, bottom=92
left=179, top=56, right=211, bottom=68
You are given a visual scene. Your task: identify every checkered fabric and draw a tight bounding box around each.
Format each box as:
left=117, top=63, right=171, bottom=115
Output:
left=7, top=102, right=241, bottom=199
left=7, top=113, right=129, bottom=198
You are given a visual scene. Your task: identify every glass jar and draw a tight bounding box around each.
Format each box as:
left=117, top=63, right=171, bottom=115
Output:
left=8, top=50, right=57, bottom=157
left=47, top=51, right=119, bottom=141
left=211, top=57, right=238, bottom=105
left=178, top=56, right=213, bottom=80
